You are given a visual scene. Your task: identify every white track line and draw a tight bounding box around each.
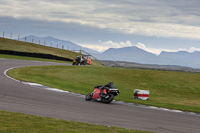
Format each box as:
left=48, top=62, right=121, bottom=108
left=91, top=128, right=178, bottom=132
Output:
left=4, top=67, right=200, bottom=117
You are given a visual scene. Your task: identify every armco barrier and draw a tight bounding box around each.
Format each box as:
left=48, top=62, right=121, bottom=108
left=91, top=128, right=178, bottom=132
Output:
left=0, top=50, right=73, bottom=62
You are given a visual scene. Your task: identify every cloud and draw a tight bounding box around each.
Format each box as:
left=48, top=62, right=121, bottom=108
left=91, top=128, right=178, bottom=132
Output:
left=78, top=44, right=106, bottom=53
left=135, top=43, right=200, bottom=55
left=1, top=0, right=200, bottom=40
left=101, top=40, right=133, bottom=48
left=188, top=47, right=200, bottom=53
left=79, top=40, right=134, bottom=52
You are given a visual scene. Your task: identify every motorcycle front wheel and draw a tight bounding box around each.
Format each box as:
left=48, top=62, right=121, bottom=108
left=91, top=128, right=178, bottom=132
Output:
left=101, top=94, right=114, bottom=103
left=85, top=93, right=93, bottom=101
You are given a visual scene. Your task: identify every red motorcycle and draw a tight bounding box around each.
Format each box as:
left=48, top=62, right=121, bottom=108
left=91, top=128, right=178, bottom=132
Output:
left=85, top=82, right=120, bottom=103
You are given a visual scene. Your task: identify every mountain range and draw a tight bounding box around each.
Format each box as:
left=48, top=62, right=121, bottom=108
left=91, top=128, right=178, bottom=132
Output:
left=94, top=46, right=200, bottom=68
left=17, top=35, right=200, bottom=68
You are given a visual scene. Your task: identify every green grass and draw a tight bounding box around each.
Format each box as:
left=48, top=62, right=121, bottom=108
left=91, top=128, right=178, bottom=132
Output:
left=0, top=110, right=150, bottom=133
left=8, top=66, right=200, bottom=113
left=0, top=38, right=102, bottom=66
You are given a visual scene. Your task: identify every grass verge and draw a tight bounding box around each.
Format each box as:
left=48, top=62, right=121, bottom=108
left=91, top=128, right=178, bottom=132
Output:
left=0, top=110, right=150, bottom=133
left=8, top=66, right=200, bottom=113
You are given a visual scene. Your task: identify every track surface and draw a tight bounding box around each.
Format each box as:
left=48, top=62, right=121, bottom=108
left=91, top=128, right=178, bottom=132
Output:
left=0, top=59, right=200, bottom=133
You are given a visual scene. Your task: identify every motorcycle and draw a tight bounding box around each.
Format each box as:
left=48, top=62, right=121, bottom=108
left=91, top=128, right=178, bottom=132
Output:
left=72, top=55, right=87, bottom=66
left=85, top=82, right=120, bottom=103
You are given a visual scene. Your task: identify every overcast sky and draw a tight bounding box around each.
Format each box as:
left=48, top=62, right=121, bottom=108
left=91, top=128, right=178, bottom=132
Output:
left=1, top=0, right=200, bottom=54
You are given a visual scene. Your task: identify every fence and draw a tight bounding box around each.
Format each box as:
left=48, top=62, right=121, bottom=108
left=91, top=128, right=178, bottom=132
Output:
left=1, top=31, right=77, bottom=51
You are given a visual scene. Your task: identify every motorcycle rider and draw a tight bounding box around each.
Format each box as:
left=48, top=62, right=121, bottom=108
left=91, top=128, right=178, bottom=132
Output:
left=85, top=82, right=119, bottom=103
left=104, top=82, right=116, bottom=89
left=95, top=82, right=116, bottom=97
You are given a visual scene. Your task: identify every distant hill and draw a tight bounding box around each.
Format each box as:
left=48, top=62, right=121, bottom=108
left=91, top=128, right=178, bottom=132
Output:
left=101, top=60, right=200, bottom=73
left=94, top=46, right=200, bottom=68
left=94, top=46, right=159, bottom=64
left=18, top=35, right=100, bottom=54
left=158, top=51, right=200, bottom=68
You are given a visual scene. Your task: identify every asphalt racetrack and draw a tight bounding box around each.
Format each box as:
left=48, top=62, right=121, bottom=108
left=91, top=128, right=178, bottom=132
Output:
left=0, top=59, right=200, bottom=133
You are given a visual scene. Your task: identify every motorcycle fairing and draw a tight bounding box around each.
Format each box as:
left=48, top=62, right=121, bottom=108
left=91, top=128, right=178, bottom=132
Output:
left=92, top=88, right=100, bottom=99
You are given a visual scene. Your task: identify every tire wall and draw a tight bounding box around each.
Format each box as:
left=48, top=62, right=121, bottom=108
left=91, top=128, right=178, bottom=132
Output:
left=0, top=50, right=73, bottom=62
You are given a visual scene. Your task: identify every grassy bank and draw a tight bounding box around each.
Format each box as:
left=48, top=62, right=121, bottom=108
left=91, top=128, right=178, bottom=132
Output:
left=0, top=110, right=150, bottom=133
left=8, top=66, right=200, bottom=113
left=0, top=38, right=79, bottom=60
left=0, top=37, right=102, bottom=66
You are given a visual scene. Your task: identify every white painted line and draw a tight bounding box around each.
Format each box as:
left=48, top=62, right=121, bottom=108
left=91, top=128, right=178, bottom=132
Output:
left=26, top=83, right=43, bottom=86
left=4, top=67, right=22, bottom=82
left=170, top=110, right=183, bottom=113
left=4, top=67, right=200, bottom=117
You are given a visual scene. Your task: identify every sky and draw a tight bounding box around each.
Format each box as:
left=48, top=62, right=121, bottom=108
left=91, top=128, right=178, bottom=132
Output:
left=0, top=0, right=200, bottom=54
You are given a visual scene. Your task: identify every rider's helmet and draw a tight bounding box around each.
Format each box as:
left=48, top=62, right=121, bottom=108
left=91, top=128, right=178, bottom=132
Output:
left=106, top=82, right=116, bottom=89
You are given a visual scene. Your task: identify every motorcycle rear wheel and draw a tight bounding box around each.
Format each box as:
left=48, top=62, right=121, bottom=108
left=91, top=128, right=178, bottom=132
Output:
left=101, top=94, right=114, bottom=103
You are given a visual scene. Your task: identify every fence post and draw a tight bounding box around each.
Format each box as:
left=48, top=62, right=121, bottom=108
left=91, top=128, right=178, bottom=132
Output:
left=25, top=37, right=26, bottom=42
left=18, top=35, right=20, bottom=41
left=3, top=31, right=5, bottom=38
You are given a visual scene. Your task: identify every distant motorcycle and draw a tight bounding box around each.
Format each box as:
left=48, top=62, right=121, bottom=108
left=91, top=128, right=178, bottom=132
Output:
left=85, top=82, right=120, bottom=103
left=72, top=55, right=87, bottom=66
